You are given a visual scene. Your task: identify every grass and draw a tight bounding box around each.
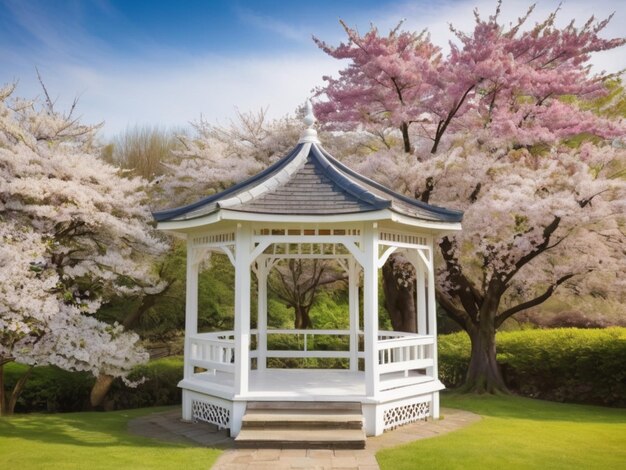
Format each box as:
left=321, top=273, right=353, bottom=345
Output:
left=2, top=394, right=625, bottom=469
left=377, top=393, right=626, bottom=470
left=0, top=407, right=221, bottom=469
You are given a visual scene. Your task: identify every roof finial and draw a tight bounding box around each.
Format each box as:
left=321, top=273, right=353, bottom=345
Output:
left=298, top=98, right=320, bottom=144
left=303, top=99, right=316, bottom=128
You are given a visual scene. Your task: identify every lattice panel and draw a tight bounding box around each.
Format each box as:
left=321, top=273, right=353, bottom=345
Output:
left=383, top=400, right=430, bottom=431
left=191, top=400, right=230, bottom=429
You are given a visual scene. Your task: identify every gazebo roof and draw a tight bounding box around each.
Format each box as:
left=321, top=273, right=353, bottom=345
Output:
left=153, top=102, right=463, bottom=225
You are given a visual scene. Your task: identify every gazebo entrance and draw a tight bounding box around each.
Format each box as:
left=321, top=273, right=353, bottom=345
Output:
left=153, top=102, right=462, bottom=437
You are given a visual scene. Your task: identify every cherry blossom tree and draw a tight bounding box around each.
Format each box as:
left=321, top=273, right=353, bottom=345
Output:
left=0, top=84, right=166, bottom=414
left=315, top=3, right=626, bottom=392
left=155, top=109, right=301, bottom=208
left=316, top=3, right=624, bottom=155
left=313, top=21, right=441, bottom=153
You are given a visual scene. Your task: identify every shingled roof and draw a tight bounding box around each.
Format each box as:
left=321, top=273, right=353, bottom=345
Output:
left=153, top=103, right=463, bottom=224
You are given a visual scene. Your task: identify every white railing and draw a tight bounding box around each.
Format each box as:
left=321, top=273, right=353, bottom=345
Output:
left=186, top=329, right=435, bottom=394
left=377, top=332, right=435, bottom=392
left=260, top=328, right=362, bottom=361
left=188, top=331, right=236, bottom=375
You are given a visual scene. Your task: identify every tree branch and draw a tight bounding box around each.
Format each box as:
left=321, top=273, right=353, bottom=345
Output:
left=503, top=215, right=561, bottom=285
left=431, top=84, right=475, bottom=153
left=435, top=291, right=472, bottom=331
left=495, top=272, right=579, bottom=327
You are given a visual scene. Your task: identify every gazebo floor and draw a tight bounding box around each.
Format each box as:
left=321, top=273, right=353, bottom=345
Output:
left=184, top=368, right=435, bottom=401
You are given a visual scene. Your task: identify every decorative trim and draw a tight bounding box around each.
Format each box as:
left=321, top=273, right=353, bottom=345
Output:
left=380, top=231, right=428, bottom=246
left=382, top=398, right=431, bottom=431
left=191, top=232, right=235, bottom=246
left=191, top=399, right=231, bottom=429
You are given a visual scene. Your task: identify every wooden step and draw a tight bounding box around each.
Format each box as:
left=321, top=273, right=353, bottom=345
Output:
left=235, top=401, right=366, bottom=449
left=235, top=428, right=366, bottom=449
left=242, top=409, right=363, bottom=429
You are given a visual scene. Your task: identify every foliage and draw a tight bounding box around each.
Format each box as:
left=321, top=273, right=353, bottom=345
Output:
left=98, top=246, right=236, bottom=341
left=3, top=357, right=183, bottom=413
left=102, top=125, right=182, bottom=180
left=315, top=1, right=626, bottom=392
left=377, top=393, right=626, bottom=470
left=3, top=362, right=94, bottom=413
left=0, top=407, right=221, bottom=470
left=107, top=357, right=183, bottom=410
left=438, top=328, right=626, bottom=406
left=268, top=259, right=347, bottom=329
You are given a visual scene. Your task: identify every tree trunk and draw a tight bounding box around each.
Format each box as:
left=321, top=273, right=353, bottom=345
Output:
left=0, top=363, right=5, bottom=416
left=88, top=288, right=168, bottom=408
left=90, top=374, right=115, bottom=408
left=462, top=322, right=507, bottom=393
left=294, top=305, right=312, bottom=329
left=381, top=255, right=417, bottom=333
left=0, top=363, right=34, bottom=416
left=400, top=122, right=412, bottom=153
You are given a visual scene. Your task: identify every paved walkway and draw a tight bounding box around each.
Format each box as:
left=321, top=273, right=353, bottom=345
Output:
left=129, top=407, right=480, bottom=469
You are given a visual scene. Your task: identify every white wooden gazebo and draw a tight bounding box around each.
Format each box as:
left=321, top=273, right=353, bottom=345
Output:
left=153, top=103, right=462, bottom=437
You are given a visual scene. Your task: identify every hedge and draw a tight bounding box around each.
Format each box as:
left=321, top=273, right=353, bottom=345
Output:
left=5, top=328, right=624, bottom=412
left=439, top=327, right=626, bottom=407
left=3, top=363, right=94, bottom=413
left=3, top=356, right=184, bottom=413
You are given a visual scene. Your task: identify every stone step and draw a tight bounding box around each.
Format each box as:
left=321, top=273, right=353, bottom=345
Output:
left=242, top=409, right=363, bottom=429
left=235, top=428, right=366, bottom=449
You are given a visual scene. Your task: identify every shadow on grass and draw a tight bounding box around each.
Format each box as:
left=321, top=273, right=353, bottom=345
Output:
left=441, top=390, right=626, bottom=424
left=0, top=407, right=188, bottom=449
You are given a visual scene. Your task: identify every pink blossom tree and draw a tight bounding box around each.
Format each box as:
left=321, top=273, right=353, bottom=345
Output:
left=315, top=3, right=626, bottom=392
left=0, top=84, right=167, bottom=414
left=313, top=21, right=441, bottom=153
left=316, top=3, right=624, bottom=155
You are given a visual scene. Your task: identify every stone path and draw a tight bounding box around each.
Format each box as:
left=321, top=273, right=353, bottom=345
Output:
left=129, top=407, right=480, bottom=469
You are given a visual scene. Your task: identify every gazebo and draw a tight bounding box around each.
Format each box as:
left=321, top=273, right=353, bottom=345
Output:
left=153, top=102, right=462, bottom=439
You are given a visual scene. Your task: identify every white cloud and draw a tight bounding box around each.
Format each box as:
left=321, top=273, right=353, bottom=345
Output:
left=14, top=53, right=342, bottom=138
left=234, top=6, right=312, bottom=44
left=2, top=0, right=624, bottom=139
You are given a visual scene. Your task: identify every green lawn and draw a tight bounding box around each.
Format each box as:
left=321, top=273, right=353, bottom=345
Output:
left=377, top=393, right=626, bottom=470
left=0, top=407, right=221, bottom=469
left=2, top=395, right=625, bottom=469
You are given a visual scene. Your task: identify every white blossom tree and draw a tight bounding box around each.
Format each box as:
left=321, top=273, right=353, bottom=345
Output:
left=156, top=108, right=301, bottom=208
left=0, top=83, right=166, bottom=415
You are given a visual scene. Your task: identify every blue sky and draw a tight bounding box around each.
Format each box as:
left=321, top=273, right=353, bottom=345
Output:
left=1, top=0, right=624, bottom=138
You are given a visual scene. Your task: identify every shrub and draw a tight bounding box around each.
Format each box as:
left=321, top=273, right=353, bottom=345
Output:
left=438, top=327, right=626, bottom=407
left=3, top=356, right=184, bottom=413
left=107, top=356, right=184, bottom=410
left=3, top=363, right=94, bottom=413
left=438, top=332, right=471, bottom=389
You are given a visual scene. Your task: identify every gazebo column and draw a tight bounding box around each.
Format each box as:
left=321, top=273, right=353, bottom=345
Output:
left=234, top=223, right=253, bottom=396
left=425, top=242, right=440, bottom=419
left=348, top=257, right=360, bottom=372
left=362, top=223, right=380, bottom=397
left=256, top=260, right=269, bottom=372
left=182, top=244, right=199, bottom=421
left=231, top=224, right=253, bottom=437
left=362, top=223, right=382, bottom=436
left=416, top=258, right=427, bottom=335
